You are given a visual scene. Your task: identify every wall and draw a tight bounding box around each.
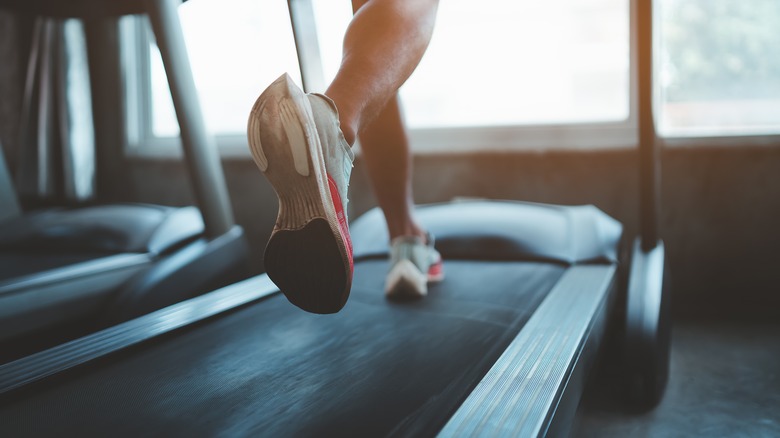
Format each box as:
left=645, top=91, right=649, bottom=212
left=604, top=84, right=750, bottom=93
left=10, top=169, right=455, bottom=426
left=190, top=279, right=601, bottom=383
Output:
left=127, top=145, right=780, bottom=321
left=2, top=11, right=778, bottom=322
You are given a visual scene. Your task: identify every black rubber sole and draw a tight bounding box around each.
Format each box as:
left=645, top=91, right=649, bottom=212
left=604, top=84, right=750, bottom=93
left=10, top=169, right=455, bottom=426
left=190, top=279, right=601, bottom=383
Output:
left=264, top=218, right=351, bottom=314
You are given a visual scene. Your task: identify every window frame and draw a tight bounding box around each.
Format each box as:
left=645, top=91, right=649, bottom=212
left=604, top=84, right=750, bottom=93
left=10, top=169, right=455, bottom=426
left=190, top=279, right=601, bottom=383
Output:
left=120, top=0, right=780, bottom=159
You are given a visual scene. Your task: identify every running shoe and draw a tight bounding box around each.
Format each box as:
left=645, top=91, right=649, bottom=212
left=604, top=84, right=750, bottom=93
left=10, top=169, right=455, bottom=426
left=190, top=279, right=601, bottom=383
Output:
left=385, top=233, right=444, bottom=299
left=247, top=73, right=355, bottom=314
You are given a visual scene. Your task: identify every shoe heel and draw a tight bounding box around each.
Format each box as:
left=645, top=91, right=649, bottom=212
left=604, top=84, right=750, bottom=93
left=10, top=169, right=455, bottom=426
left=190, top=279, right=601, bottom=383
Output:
left=248, top=73, right=312, bottom=174
left=265, top=219, right=350, bottom=314
left=248, top=75, right=328, bottom=230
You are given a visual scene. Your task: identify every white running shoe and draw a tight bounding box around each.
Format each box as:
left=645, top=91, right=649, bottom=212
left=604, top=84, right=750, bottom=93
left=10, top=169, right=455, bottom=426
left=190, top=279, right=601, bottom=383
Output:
left=247, top=73, right=355, bottom=314
left=385, top=233, right=444, bottom=300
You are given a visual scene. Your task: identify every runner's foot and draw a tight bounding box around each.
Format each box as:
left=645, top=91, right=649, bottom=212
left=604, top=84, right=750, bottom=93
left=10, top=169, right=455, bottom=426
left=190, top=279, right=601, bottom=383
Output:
left=385, top=233, right=444, bottom=300
left=248, top=73, right=355, bottom=314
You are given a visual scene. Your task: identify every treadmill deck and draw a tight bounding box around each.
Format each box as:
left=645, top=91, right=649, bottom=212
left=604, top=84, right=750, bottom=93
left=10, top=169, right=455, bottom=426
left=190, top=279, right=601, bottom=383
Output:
left=1, top=259, right=566, bottom=437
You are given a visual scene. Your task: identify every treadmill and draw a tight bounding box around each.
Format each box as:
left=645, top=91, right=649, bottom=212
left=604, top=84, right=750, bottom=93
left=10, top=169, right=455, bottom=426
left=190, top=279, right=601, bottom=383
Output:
left=1, top=200, right=625, bottom=437
left=0, top=0, right=251, bottom=361
left=0, top=0, right=670, bottom=435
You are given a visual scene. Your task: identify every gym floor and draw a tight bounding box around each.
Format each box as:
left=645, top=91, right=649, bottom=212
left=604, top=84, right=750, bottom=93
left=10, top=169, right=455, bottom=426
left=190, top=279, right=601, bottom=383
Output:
left=572, top=322, right=780, bottom=438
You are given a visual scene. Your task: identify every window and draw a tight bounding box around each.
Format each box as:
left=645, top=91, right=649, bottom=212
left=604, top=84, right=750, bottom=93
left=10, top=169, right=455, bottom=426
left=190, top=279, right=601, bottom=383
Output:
left=657, top=0, right=780, bottom=137
left=126, top=0, right=779, bottom=155
left=147, top=0, right=302, bottom=138
left=402, top=0, right=630, bottom=129
left=127, top=0, right=633, bottom=154
left=313, top=0, right=631, bottom=129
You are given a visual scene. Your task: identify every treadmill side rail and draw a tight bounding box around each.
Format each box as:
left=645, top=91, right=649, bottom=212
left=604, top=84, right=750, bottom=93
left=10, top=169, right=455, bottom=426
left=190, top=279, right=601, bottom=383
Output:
left=438, top=264, right=617, bottom=438
left=0, top=274, right=278, bottom=395
left=0, top=254, right=152, bottom=341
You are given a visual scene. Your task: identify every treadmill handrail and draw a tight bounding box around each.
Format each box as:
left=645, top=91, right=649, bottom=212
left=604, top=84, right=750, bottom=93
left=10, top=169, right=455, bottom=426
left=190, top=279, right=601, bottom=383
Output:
left=439, top=265, right=617, bottom=437
left=0, top=274, right=278, bottom=395
left=637, top=0, right=661, bottom=251
left=145, top=0, right=235, bottom=238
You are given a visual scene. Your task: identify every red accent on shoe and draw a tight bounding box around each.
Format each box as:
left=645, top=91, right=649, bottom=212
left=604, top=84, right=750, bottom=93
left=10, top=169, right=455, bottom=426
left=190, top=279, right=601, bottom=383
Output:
left=327, top=174, right=353, bottom=273
left=428, top=260, right=444, bottom=282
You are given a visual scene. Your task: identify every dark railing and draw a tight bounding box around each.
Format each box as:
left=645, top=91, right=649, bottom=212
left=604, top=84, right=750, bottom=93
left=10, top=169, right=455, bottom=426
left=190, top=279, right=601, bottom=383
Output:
left=637, top=0, right=661, bottom=251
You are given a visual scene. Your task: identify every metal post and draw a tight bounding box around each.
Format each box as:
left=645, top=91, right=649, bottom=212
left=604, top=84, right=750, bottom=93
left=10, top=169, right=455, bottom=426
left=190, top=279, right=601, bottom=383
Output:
left=0, top=140, right=21, bottom=221
left=84, top=17, right=132, bottom=203
left=144, top=0, right=234, bottom=238
left=287, top=0, right=326, bottom=93
left=637, top=0, right=660, bottom=251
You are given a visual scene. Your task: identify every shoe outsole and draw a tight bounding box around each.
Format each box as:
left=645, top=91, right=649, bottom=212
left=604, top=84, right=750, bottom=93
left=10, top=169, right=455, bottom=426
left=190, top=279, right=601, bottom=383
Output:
left=264, top=219, right=349, bottom=313
left=386, top=280, right=426, bottom=302
left=248, top=74, right=352, bottom=314
left=385, top=259, right=446, bottom=301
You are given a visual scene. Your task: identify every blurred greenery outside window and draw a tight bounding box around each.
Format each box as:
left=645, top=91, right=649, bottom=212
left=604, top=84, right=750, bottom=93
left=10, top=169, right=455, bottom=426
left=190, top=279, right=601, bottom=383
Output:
left=658, top=0, right=780, bottom=137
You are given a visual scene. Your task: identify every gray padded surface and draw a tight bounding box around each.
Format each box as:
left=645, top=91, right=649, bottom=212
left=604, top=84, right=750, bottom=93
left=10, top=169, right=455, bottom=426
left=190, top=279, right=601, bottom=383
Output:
left=352, top=200, right=623, bottom=265
left=0, top=253, right=103, bottom=283
left=0, top=204, right=203, bottom=255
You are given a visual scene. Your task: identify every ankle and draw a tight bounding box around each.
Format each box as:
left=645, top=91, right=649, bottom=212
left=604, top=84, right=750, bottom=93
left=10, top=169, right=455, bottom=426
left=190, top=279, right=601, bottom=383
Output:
left=340, top=124, right=357, bottom=146
left=311, top=92, right=357, bottom=146
left=388, top=224, right=427, bottom=242
left=320, top=90, right=357, bottom=146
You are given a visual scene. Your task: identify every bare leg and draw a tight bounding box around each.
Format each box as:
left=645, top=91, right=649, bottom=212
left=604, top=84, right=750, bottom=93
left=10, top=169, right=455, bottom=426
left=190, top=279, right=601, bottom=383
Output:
left=248, top=0, right=438, bottom=310
left=326, top=0, right=437, bottom=240
left=326, top=0, right=439, bottom=146
left=359, top=95, right=426, bottom=240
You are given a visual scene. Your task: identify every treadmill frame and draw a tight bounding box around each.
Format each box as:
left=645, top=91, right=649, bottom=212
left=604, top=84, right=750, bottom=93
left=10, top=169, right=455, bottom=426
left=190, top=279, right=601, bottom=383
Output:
left=0, top=275, right=277, bottom=395
left=0, top=262, right=619, bottom=438
left=439, top=265, right=617, bottom=437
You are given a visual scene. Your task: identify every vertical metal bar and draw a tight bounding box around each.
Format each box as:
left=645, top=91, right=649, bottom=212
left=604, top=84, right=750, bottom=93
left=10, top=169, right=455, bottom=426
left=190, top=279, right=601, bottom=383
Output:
left=16, top=18, right=44, bottom=199
left=287, top=0, right=326, bottom=93
left=54, top=20, right=72, bottom=201
left=144, top=0, right=234, bottom=238
left=637, top=0, right=660, bottom=251
left=84, top=17, right=133, bottom=203
left=0, top=140, right=21, bottom=221
left=36, top=19, right=55, bottom=197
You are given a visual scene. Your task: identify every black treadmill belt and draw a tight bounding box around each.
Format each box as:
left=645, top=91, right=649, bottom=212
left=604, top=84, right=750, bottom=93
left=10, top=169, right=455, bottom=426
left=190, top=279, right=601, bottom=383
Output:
left=1, top=260, right=565, bottom=437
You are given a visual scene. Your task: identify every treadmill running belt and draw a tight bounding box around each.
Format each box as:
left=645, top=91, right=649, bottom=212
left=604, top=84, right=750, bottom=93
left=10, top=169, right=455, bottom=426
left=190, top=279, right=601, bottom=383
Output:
left=0, top=259, right=565, bottom=437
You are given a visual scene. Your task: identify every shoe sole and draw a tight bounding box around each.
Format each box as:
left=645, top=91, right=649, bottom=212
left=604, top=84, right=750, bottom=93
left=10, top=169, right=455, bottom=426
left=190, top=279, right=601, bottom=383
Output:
left=385, top=260, right=444, bottom=301
left=385, top=259, right=445, bottom=300
left=248, top=74, right=352, bottom=314
left=386, top=259, right=428, bottom=300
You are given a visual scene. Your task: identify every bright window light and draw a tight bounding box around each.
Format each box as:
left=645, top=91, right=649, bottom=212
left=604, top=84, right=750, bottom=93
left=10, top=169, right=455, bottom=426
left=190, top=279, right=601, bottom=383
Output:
left=658, top=0, right=780, bottom=137
left=313, top=0, right=630, bottom=129
left=399, top=0, right=630, bottom=128
left=149, top=0, right=629, bottom=138
left=149, top=0, right=301, bottom=137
